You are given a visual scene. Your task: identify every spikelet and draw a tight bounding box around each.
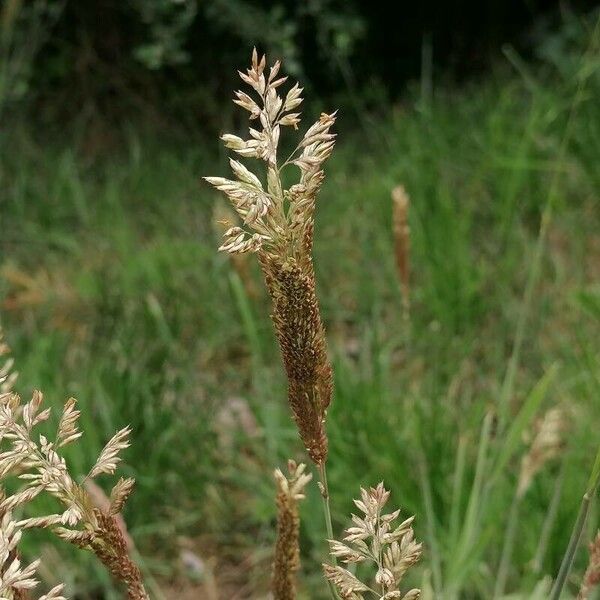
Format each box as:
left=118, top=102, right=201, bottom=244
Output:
left=271, top=460, right=312, bottom=600
left=212, top=200, right=258, bottom=299
left=517, top=408, right=566, bottom=498
left=324, top=483, right=422, bottom=599
left=578, top=531, right=600, bottom=600
left=392, top=185, right=411, bottom=318
left=109, top=477, right=136, bottom=516
left=56, top=398, right=82, bottom=447
left=0, top=337, right=18, bottom=395
left=205, top=49, right=336, bottom=464
left=88, top=427, right=131, bottom=478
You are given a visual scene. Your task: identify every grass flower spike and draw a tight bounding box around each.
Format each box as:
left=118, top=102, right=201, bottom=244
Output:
left=391, top=185, right=410, bottom=318
left=517, top=408, right=565, bottom=498
left=272, top=460, right=312, bottom=600
left=324, top=483, right=422, bottom=599
left=205, top=48, right=336, bottom=465
left=0, top=331, right=147, bottom=599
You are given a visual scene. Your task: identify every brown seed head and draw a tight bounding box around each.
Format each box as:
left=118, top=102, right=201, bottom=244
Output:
left=271, top=461, right=312, bottom=600
left=392, top=185, right=410, bottom=317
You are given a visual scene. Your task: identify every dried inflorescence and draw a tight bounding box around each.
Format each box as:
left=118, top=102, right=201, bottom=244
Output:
left=0, top=332, right=147, bottom=599
left=391, top=185, right=411, bottom=317
left=205, top=49, right=336, bottom=465
left=517, top=408, right=566, bottom=499
left=271, top=460, right=312, bottom=600
left=578, top=531, right=600, bottom=600
left=324, top=483, right=422, bottom=600
left=0, top=505, right=68, bottom=600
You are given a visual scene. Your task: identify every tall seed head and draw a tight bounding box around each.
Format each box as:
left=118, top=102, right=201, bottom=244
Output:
left=392, top=185, right=411, bottom=318
left=205, top=50, right=336, bottom=464
left=272, top=460, right=312, bottom=600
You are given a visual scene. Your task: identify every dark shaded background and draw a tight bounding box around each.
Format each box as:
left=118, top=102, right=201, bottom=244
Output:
left=6, top=0, right=597, bottom=130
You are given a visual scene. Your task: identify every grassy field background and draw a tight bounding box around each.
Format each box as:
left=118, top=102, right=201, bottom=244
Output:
left=1, top=13, right=599, bottom=599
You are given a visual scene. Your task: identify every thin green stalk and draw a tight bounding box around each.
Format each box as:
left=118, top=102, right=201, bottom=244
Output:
left=449, top=435, right=467, bottom=548
left=550, top=484, right=598, bottom=599
left=532, top=459, right=566, bottom=574
left=318, top=462, right=340, bottom=600
left=418, top=456, right=443, bottom=593
left=448, top=411, right=493, bottom=593
left=550, top=444, right=600, bottom=600
left=494, top=490, right=522, bottom=598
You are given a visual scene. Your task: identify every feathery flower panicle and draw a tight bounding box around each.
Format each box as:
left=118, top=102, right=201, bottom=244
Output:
left=324, top=483, right=422, bottom=600
left=517, top=408, right=566, bottom=498
left=205, top=49, right=336, bottom=465
left=0, top=339, right=68, bottom=600
left=578, top=531, right=600, bottom=600
left=0, top=330, right=147, bottom=600
left=391, top=185, right=410, bottom=318
left=0, top=340, right=17, bottom=395
left=272, top=460, right=312, bottom=600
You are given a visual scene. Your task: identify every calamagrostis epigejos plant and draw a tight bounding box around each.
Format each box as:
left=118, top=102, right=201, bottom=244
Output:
left=578, top=531, right=600, bottom=600
left=205, top=48, right=336, bottom=466
left=324, top=483, right=422, bottom=600
left=0, top=333, right=147, bottom=599
left=272, top=460, right=312, bottom=600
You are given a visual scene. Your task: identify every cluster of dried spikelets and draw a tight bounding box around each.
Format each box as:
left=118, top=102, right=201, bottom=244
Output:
left=324, top=483, right=422, bottom=600
left=271, top=461, right=312, bottom=600
left=205, top=48, right=336, bottom=466
left=207, top=50, right=422, bottom=600
left=0, top=335, right=147, bottom=599
left=578, top=531, right=600, bottom=600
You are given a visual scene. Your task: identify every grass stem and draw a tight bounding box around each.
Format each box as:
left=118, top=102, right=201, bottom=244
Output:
left=494, top=490, right=521, bottom=598
left=550, top=443, right=600, bottom=600
left=532, top=459, right=566, bottom=574
left=318, top=462, right=340, bottom=600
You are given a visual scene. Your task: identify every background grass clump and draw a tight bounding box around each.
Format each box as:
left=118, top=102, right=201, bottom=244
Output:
left=1, top=9, right=599, bottom=599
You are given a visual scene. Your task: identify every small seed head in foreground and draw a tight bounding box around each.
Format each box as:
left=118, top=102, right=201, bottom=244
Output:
left=324, top=483, right=422, bottom=600
left=272, top=461, right=312, bottom=600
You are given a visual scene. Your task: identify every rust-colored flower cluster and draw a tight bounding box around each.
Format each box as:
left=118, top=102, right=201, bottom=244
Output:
left=206, top=49, right=336, bottom=465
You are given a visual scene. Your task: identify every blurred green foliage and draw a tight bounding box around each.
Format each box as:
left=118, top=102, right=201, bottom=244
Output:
left=0, top=5, right=599, bottom=600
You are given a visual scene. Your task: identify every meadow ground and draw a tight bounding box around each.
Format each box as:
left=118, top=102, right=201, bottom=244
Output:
left=1, top=19, right=599, bottom=599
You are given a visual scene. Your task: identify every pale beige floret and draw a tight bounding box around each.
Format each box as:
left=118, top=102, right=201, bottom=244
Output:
left=0, top=330, right=147, bottom=600
left=324, top=483, right=422, bottom=600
